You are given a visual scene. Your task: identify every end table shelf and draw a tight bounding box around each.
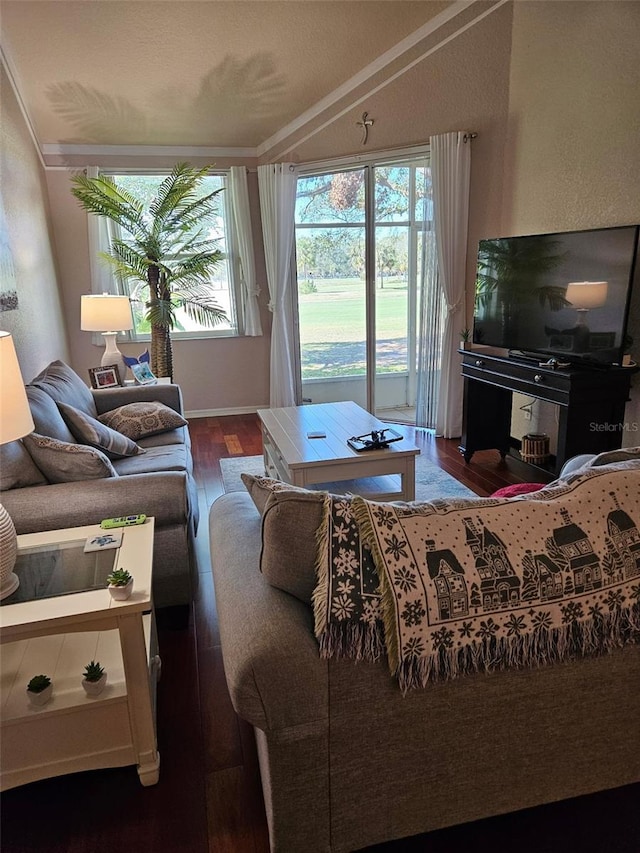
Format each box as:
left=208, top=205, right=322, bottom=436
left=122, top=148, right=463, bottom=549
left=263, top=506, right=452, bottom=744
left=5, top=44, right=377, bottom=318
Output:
left=0, top=520, right=160, bottom=791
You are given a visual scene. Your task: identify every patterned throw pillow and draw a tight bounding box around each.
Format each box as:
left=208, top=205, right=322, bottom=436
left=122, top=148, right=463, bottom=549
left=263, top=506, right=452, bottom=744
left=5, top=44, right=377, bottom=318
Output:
left=98, top=401, right=187, bottom=441
left=58, top=402, right=145, bottom=459
left=241, top=473, right=311, bottom=514
left=22, top=433, right=118, bottom=483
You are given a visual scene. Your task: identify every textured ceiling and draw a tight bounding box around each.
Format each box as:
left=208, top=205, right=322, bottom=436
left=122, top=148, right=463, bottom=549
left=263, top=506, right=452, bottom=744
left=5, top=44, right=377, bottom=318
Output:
left=1, top=0, right=452, bottom=150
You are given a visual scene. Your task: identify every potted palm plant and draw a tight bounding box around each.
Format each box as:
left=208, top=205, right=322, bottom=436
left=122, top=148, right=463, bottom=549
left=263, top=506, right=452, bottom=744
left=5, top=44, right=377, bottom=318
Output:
left=71, top=163, right=228, bottom=380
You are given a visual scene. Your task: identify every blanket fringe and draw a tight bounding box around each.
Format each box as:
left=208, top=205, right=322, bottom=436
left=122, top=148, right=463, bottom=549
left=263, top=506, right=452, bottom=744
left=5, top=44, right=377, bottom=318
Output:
left=395, top=605, right=640, bottom=694
left=317, top=620, right=386, bottom=662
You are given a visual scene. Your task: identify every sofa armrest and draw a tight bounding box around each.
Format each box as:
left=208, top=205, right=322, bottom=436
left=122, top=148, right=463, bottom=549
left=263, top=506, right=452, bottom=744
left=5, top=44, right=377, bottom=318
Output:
left=92, top=383, right=184, bottom=415
left=209, top=492, right=328, bottom=734
left=2, top=471, right=192, bottom=533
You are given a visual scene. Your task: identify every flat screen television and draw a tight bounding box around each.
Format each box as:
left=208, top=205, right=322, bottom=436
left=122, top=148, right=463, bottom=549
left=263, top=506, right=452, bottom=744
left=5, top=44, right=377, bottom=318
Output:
left=472, top=224, right=639, bottom=366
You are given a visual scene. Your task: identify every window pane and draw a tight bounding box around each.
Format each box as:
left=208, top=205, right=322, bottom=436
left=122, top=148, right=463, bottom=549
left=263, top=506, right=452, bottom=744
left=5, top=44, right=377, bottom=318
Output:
left=374, top=165, right=410, bottom=222
left=296, top=226, right=366, bottom=380
left=110, top=173, right=235, bottom=335
left=375, top=226, right=409, bottom=375
left=296, top=170, right=365, bottom=224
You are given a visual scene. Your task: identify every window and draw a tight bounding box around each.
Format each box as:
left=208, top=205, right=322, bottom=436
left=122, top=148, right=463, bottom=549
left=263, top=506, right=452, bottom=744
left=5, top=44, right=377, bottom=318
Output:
left=104, top=171, right=241, bottom=338
left=294, top=151, right=443, bottom=424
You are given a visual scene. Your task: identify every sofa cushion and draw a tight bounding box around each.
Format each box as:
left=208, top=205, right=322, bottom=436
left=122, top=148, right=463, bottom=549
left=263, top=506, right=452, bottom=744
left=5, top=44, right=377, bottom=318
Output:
left=23, top=433, right=118, bottom=483
left=57, top=402, right=144, bottom=459
left=98, top=401, right=187, bottom=440
left=0, top=440, right=47, bottom=490
left=242, top=473, right=310, bottom=514
left=29, top=360, right=97, bottom=417
left=112, top=444, right=190, bottom=476
left=26, top=386, right=76, bottom=444
left=261, top=489, right=326, bottom=604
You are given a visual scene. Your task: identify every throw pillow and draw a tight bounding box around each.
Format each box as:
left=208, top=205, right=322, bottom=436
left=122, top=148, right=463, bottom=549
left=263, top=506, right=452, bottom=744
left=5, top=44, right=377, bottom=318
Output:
left=261, top=488, right=326, bottom=604
left=57, top=402, right=145, bottom=459
left=491, top=483, right=545, bottom=498
left=0, top=440, right=47, bottom=490
left=98, top=401, right=187, bottom=440
left=241, top=473, right=311, bottom=514
left=28, top=360, right=97, bottom=417
left=23, top=433, right=118, bottom=484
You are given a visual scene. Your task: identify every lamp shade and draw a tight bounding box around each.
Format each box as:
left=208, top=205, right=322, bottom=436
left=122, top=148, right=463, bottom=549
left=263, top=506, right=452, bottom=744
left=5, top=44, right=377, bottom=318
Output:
left=566, top=281, right=608, bottom=309
left=81, top=294, right=134, bottom=332
left=0, top=331, right=34, bottom=444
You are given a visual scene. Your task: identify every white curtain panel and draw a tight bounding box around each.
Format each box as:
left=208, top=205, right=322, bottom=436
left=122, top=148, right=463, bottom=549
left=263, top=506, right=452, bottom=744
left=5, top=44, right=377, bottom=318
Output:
left=257, top=163, right=298, bottom=408
left=430, top=132, right=471, bottom=438
left=229, top=167, right=262, bottom=336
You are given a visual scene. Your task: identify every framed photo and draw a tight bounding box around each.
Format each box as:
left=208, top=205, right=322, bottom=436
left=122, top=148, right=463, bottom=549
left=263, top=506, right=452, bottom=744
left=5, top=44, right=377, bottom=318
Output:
left=131, top=362, right=157, bottom=385
left=88, top=365, right=122, bottom=390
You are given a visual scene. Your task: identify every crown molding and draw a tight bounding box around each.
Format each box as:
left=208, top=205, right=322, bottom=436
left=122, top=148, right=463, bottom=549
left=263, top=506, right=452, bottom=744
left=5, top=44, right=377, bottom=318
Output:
left=1, top=44, right=45, bottom=169
left=40, top=143, right=257, bottom=160
left=266, top=0, right=508, bottom=160
left=257, top=0, right=478, bottom=158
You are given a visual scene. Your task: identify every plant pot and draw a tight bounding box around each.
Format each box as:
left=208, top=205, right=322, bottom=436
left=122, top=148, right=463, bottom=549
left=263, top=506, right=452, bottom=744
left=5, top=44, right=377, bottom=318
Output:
left=108, top=578, right=133, bottom=600
left=82, top=672, right=107, bottom=697
left=27, top=684, right=52, bottom=707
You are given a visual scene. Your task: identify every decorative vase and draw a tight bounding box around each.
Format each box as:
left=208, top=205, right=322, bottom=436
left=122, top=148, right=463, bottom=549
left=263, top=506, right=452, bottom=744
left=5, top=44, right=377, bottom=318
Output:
left=27, top=684, right=53, bottom=707
left=108, top=578, right=133, bottom=600
left=82, top=672, right=107, bottom=697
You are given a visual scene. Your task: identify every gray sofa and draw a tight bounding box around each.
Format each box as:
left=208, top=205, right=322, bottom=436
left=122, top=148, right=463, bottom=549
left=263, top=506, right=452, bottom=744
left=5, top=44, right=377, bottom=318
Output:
left=1, top=361, right=198, bottom=608
left=209, top=472, right=640, bottom=852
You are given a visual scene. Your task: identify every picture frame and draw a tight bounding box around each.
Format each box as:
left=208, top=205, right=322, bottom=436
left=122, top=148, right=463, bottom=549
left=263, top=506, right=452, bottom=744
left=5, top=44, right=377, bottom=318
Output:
left=131, top=362, right=157, bottom=385
left=88, top=365, right=122, bottom=390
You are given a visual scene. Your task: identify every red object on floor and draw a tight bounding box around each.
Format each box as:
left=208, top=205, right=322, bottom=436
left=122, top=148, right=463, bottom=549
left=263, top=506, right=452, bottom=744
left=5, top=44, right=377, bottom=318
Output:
left=491, top=482, right=546, bottom=498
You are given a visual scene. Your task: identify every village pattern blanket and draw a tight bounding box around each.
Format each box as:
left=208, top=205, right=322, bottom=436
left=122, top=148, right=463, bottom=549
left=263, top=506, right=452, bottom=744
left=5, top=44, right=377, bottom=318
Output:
left=349, top=462, right=640, bottom=691
left=313, top=494, right=385, bottom=661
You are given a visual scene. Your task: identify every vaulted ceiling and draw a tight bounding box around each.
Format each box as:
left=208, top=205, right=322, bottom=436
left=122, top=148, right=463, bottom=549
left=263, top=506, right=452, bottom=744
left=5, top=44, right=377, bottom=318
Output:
left=1, top=0, right=454, bottom=156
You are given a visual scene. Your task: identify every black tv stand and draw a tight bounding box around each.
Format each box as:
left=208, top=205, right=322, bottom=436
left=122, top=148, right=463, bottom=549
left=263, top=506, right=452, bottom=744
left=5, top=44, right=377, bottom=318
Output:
left=458, top=350, right=632, bottom=477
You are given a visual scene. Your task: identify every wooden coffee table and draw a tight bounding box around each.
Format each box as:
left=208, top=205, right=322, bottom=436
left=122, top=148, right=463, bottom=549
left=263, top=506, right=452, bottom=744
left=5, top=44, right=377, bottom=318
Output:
left=257, top=401, right=420, bottom=501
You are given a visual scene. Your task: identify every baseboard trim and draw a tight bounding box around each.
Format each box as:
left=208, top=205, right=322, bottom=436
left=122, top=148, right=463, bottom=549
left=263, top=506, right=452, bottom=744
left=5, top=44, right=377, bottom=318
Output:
left=185, top=405, right=262, bottom=419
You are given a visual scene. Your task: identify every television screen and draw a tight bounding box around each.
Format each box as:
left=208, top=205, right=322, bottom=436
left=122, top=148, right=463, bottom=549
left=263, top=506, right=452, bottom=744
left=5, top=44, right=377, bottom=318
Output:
left=472, top=225, right=639, bottom=366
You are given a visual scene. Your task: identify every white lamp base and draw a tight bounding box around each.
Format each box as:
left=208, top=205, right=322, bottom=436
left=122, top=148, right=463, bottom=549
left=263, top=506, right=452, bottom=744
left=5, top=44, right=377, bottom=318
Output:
left=101, top=332, right=127, bottom=383
left=0, top=503, right=20, bottom=600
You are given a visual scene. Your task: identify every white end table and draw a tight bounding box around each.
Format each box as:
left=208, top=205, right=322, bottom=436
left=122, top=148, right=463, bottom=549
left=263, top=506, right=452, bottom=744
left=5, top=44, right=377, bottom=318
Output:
left=0, top=519, right=160, bottom=790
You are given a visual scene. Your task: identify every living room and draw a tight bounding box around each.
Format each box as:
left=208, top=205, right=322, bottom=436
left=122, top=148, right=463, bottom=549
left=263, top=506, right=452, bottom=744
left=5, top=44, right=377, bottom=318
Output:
left=1, top=1, right=639, bottom=851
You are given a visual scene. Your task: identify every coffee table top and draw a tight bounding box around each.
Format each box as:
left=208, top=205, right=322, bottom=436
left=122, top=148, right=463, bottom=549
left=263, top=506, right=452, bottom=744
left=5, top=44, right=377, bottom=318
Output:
left=257, top=401, right=419, bottom=469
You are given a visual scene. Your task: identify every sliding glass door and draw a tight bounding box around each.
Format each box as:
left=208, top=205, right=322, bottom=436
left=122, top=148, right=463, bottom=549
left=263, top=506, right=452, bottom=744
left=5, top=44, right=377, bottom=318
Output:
left=294, top=155, right=442, bottom=424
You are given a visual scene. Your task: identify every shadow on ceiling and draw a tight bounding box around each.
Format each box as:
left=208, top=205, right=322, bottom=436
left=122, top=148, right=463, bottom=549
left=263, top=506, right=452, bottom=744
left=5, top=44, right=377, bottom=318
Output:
left=45, top=52, right=288, bottom=146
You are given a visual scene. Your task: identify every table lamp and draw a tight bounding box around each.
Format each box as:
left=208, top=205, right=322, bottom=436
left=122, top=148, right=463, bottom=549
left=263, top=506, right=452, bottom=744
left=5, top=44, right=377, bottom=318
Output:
left=81, top=293, right=133, bottom=382
left=565, top=281, right=608, bottom=352
left=0, top=331, right=35, bottom=599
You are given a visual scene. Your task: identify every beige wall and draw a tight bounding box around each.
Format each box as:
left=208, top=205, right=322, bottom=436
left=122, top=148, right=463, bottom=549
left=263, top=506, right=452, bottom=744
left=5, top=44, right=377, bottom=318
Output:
left=44, top=165, right=272, bottom=414
left=503, top=0, right=640, bottom=446
left=0, top=65, right=68, bottom=382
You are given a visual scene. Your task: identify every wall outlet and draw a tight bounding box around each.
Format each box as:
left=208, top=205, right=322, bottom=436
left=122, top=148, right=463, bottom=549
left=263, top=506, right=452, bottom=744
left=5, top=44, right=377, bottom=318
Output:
left=523, top=407, right=532, bottom=421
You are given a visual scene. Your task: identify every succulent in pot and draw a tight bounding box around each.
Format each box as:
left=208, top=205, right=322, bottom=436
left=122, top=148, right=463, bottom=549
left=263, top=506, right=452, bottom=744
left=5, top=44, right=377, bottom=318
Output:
left=27, top=674, right=53, bottom=707
left=82, top=660, right=107, bottom=696
left=106, top=568, right=133, bottom=600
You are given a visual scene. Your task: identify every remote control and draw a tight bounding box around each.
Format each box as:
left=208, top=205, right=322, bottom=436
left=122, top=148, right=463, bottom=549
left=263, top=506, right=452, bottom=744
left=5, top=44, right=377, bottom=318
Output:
left=100, top=514, right=147, bottom=529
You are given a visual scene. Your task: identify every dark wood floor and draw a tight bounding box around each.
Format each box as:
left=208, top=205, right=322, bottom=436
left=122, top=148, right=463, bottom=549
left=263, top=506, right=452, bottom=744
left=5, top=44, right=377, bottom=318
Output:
left=2, top=414, right=639, bottom=853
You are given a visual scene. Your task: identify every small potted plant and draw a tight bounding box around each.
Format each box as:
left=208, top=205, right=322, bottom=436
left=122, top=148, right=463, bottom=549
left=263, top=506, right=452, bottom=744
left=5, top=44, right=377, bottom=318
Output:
left=106, top=568, right=133, bottom=600
left=460, top=328, right=472, bottom=350
left=27, top=674, right=53, bottom=707
left=82, top=660, right=107, bottom=696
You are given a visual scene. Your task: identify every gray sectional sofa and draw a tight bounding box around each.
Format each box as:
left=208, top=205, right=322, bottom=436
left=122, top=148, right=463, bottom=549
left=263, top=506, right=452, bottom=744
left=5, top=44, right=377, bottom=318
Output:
left=1, top=361, right=198, bottom=608
left=209, top=464, right=640, bottom=852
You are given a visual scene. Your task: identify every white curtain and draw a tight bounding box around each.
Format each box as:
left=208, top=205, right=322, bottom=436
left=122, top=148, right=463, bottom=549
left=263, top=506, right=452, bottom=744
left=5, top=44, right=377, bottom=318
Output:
left=257, top=163, right=298, bottom=408
left=228, top=167, right=262, bottom=336
left=431, top=132, right=471, bottom=438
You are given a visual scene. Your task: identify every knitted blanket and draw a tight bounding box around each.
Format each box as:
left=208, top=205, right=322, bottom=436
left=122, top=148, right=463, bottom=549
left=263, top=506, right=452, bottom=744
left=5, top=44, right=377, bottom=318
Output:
left=315, top=462, right=640, bottom=691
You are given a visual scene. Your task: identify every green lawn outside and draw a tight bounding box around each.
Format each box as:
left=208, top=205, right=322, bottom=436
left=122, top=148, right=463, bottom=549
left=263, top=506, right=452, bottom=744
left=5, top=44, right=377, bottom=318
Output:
left=298, top=277, right=410, bottom=379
